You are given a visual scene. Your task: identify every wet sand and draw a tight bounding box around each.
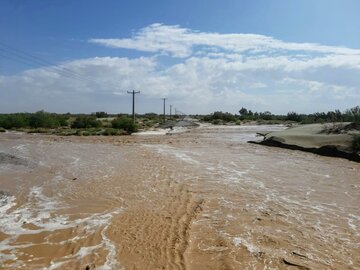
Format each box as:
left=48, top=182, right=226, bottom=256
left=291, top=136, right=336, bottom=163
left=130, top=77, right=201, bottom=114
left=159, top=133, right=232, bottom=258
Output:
left=0, top=125, right=359, bottom=269
left=253, top=123, right=360, bottom=162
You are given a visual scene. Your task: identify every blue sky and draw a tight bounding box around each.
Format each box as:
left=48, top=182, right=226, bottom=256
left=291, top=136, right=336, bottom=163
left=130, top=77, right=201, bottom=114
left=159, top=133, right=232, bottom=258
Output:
left=0, top=0, right=359, bottom=114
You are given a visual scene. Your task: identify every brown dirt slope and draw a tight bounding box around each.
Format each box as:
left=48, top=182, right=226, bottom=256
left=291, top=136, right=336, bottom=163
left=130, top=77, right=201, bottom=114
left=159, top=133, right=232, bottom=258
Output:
left=250, top=123, right=360, bottom=162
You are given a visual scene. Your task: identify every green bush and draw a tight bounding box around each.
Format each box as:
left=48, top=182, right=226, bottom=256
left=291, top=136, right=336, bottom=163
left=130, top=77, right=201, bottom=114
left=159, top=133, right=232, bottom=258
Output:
left=102, top=128, right=122, bottom=136
left=82, top=131, right=90, bottom=136
left=203, top=111, right=237, bottom=122
left=286, top=112, right=302, bottom=122
left=29, top=111, right=67, bottom=128
left=94, top=111, right=108, bottom=118
left=212, top=119, right=221, bottom=125
left=0, top=111, right=68, bottom=129
left=111, top=117, right=137, bottom=134
left=27, top=128, right=48, bottom=133
left=0, top=114, right=29, bottom=129
left=57, top=129, right=79, bottom=136
left=0, top=127, right=5, bottom=132
left=71, top=116, right=102, bottom=129
left=352, top=135, right=360, bottom=152
left=345, top=106, right=360, bottom=123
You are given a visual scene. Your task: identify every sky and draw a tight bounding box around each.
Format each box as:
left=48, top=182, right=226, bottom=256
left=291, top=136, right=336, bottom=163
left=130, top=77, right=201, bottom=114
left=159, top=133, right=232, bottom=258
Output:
left=0, top=0, right=360, bottom=115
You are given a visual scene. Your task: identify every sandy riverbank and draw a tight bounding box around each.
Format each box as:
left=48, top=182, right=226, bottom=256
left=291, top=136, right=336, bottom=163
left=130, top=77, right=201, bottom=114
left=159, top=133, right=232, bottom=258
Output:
left=250, top=123, right=360, bottom=162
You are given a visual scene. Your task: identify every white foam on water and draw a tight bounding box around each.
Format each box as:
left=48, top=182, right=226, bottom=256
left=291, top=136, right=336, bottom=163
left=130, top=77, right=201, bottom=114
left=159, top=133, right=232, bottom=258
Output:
left=44, top=212, right=123, bottom=270
left=98, top=223, right=124, bottom=270
left=347, top=214, right=360, bottom=233
left=0, top=163, right=24, bottom=172
left=143, top=144, right=199, bottom=164
left=233, top=237, right=260, bottom=254
left=135, top=129, right=169, bottom=136
left=0, top=186, right=123, bottom=268
left=13, top=144, right=28, bottom=153
left=0, top=252, right=17, bottom=262
left=0, top=186, right=70, bottom=235
left=46, top=244, right=102, bottom=270
left=70, top=156, right=80, bottom=166
left=47, top=259, right=68, bottom=270
left=0, top=194, right=17, bottom=213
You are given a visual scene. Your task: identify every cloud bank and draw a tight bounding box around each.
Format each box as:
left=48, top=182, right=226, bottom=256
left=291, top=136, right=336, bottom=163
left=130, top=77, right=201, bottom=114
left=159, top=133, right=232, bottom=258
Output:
left=90, top=23, right=360, bottom=58
left=1, top=24, right=359, bottom=114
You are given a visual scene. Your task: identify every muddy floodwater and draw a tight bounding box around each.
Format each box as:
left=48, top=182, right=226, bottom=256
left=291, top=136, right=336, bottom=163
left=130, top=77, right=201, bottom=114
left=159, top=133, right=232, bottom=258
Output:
left=0, top=125, right=359, bottom=270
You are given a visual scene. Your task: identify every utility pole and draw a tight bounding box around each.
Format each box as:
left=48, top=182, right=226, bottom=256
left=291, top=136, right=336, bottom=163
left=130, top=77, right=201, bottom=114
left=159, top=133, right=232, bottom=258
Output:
left=162, top=98, right=166, bottom=122
left=127, top=90, right=140, bottom=123
left=169, top=105, right=172, bottom=119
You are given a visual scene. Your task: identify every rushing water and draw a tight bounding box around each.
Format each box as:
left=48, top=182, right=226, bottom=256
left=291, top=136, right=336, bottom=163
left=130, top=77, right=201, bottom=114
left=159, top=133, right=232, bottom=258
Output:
left=0, top=125, right=359, bottom=269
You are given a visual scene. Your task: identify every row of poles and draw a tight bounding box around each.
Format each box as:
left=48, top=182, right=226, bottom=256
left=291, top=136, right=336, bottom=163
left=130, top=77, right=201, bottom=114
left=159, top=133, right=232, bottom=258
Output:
left=127, top=90, right=173, bottom=123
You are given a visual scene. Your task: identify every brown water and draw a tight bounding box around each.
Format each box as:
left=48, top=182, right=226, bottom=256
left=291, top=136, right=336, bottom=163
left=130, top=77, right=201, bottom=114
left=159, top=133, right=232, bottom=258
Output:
left=0, top=125, right=359, bottom=270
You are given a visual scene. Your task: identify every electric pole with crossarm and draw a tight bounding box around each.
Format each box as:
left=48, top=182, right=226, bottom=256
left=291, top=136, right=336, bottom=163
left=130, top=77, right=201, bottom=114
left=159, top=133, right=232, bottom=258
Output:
left=127, top=90, right=140, bottom=123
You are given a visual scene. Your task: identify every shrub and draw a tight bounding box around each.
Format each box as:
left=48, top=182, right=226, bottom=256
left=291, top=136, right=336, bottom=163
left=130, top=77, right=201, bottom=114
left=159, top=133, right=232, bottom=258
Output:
left=29, top=111, right=64, bottom=128
left=212, top=119, right=221, bottom=125
left=27, top=128, right=48, bottom=134
left=352, top=135, right=360, bottom=152
left=144, top=113, right=159, bottom=120
left=102, top=128, right=121, bottom=136
left=0, top=112, right=68, bottom=129
left=345, top=106, right=360, bottom=123
left=71, top=116, right=102, bottom=129
left=286, top=112, right=302, bottom=122
left=0, top=127, right=5, bottom=132
left=0, top=114, right=29, bottom=129
left=111, top=117, right=137, bottom=134
left=203, top=111, right=237, bottom=122
left=94, top=111, right=108, bottom=118
left=259, top=111, right=273, bottom=120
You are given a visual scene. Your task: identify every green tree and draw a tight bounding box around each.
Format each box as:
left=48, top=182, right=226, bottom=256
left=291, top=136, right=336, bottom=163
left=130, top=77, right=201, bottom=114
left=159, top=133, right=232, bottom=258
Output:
left=239, top=107, right=248, bottom=116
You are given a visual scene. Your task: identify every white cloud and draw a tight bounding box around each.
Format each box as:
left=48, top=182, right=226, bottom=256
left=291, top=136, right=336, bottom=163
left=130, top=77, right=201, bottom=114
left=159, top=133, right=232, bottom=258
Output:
left=1, top=24, right=359, bottom=114
left=90, top=23, right=360, bottom=58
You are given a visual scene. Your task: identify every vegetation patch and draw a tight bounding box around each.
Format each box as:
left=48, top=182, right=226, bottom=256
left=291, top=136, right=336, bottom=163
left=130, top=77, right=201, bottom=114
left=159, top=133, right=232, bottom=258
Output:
left=200, top=106, right=360, bottom=125
left=71, top=116, right=102, bottom=129
left=102, top=128, right=124, bottom=136
left=112, top=117, right=138, bottom=134
left=352, top=135, right=360, bottom=152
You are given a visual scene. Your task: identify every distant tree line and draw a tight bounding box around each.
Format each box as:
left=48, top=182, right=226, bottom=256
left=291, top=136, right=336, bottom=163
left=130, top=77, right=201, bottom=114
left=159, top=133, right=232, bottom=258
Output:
left=201, top=106, right=360, bottom=124
left=0, top=111, right=138, bottom=134
left=0, top=111, right=69, bottom=129
left=1, top=107, right=359, bottom=135
left=284, top=106, right=360, bottom=123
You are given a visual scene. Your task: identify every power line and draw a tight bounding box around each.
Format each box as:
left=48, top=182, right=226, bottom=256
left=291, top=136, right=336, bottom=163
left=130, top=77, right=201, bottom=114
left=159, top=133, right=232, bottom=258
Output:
left=0, top=44, right=94, bottom=83
left=0, top=42, right=122, bottom=90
